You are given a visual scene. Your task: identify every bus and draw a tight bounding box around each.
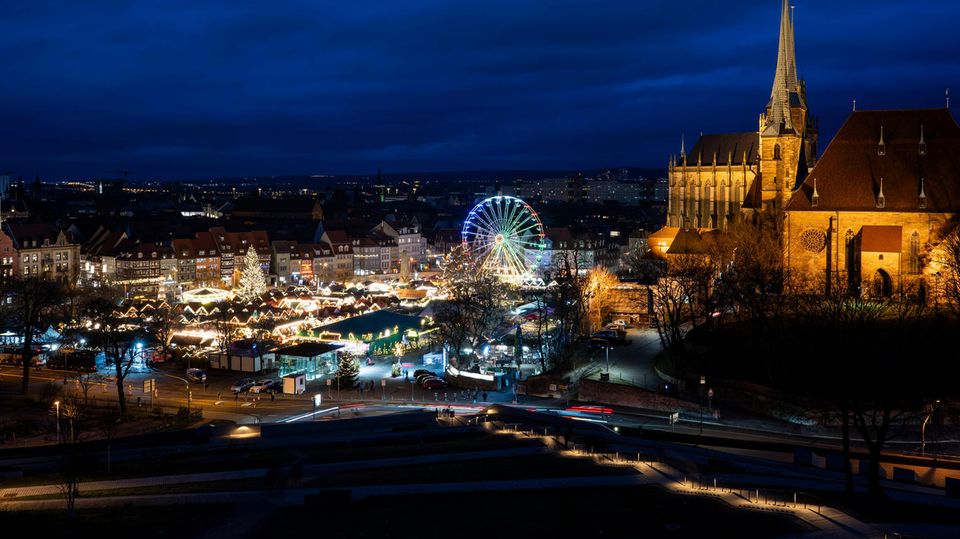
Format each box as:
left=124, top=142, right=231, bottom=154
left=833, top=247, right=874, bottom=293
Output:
left=46, top=349, right=99, bottom=372
left=0, top=345, right=43, bottom=367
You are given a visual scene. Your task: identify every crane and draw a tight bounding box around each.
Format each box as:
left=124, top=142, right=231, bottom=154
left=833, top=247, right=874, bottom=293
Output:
left=109, top=170, right=133, bottom=181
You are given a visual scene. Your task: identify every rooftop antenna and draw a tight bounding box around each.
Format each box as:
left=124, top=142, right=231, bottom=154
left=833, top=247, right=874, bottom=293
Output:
left=947, top=88, right=951, bottom=109
left=852, top=99, right=857, bottom=111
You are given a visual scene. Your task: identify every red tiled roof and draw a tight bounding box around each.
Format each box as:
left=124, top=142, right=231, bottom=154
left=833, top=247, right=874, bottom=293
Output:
left=788, top=109, right=960, bottom=212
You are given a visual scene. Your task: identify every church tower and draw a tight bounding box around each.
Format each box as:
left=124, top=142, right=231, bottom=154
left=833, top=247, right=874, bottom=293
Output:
left=759, top=0, right=817, bottom=210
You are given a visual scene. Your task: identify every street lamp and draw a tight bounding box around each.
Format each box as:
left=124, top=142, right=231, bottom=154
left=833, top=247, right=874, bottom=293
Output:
left=699, top=376, right=706, bottom=435
left=165, top=374, right=191, bottom=409
left=921, top=399, right=942, bottom=454
left=53, top=400, right=60, bottom=443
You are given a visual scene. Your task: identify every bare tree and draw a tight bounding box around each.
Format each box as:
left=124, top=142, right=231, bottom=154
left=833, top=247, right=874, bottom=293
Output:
left=82, top=287, right=146, bottom=417
left=530, top=288, right=551, bottom=372
left=145, top=303, right=178, bottom=364
left=0, top=277, right=63, bottom=395
left=212, top=300, right=236, bottom=358
left=548, top=246, right=589, bottom=349
left=584, top=266, right=617, bottom=334
left=56, top=446, right=82, bottom=519
left=434, top=246, right=507, bottom=367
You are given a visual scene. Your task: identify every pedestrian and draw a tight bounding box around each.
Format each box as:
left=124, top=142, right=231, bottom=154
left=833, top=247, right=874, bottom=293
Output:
left=137, top=396, right=141, bottom=407
left=217, top=391, right=222, bottom=401
left=271, top=391, right=275, bottom=402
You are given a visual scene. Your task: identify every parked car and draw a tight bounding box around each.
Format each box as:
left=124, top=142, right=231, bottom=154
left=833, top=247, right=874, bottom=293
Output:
left=230, top=377, right=256, bottom=393
left=186, top=368, right=207, bottom=383
left=421, top=377, right=448, bottom=389
left=611, top=319, right=630, bottom=329
left=249, top=379, right=278, bottom=393
left=587, top=337, right=610, bottom=351
left=413, top=369, right=435, bottom=378
left=591, top=330, right=620, bottom=341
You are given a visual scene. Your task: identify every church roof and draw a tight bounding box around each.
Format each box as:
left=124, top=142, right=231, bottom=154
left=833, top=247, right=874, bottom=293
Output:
left=683, top=133, right=758, bottom=166
left=787, top=109, right=960, bottom=212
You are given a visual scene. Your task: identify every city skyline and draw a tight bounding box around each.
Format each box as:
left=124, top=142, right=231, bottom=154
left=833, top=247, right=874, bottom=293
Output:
left=2, top=0, right=957, bottom=179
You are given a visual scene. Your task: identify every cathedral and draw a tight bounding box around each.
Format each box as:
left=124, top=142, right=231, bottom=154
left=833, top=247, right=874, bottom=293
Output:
left=658, top=0, right=960, bottom=297
left=664, top=0, right=817, bottom=231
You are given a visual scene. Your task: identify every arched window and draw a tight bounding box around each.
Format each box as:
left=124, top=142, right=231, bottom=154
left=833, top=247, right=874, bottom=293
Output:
left=909, top=231, right=920, bottom=274
left=773, top=144, right=781, bottom=160
left=844, top=229, right=855, bottom=271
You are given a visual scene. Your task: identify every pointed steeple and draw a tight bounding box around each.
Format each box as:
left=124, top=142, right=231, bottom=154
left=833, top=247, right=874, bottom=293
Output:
left=679, top=134, right=686, bottom=164
left=811, top=178, right=819, bottom=207
left=764, top=0, right=799, bottom=135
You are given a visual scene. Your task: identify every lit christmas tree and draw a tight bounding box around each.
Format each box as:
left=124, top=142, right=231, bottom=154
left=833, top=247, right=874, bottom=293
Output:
left=236, top=247, right=267, bottom=303
left=336, top=355, right=359, bottom=390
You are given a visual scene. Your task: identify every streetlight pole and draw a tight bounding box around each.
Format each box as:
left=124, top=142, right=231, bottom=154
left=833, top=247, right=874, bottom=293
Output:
left=165, top=374, right=191, bottom=409
left=605, top=344, right=610, bottom=374
left=54, top=400, right=60, bottom=443
left=921, top=399, right=941, bottom=454
left=699, top=376, right=706, bottom=435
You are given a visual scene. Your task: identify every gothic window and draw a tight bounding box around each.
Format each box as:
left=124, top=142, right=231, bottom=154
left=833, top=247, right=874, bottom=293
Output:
left=844, top=229, right=855, bottom=271
left=909, top=231, right=920, bottom=274
left=773, top=144, right=781, bottom=160
left=799, top=228, right=827, bottom=253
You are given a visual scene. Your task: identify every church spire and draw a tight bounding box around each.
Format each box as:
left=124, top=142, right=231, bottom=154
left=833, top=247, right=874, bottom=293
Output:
left=764, top=0, right=798, bottom=135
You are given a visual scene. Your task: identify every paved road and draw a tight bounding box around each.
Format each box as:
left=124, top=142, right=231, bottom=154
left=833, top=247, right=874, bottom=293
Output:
left=585, top=327, right=663, bottom=390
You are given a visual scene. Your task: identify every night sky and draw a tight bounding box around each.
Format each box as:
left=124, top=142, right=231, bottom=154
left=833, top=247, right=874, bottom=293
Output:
left=1, top=1, right=957, bottom=180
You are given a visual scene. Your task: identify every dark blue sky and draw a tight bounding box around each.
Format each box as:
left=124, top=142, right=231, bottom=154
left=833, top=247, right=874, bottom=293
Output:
left=1, top=1, right=957, bottom=180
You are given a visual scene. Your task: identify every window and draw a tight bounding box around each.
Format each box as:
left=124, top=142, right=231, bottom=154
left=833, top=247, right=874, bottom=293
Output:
left=844, top=230, right=855, bottom=272
left=909, top=231, right=920, bottom=274
left=773, top=144, right=781, bottom=160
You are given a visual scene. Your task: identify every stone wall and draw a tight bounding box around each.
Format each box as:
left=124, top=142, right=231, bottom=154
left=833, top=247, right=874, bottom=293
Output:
left=785, top=209, right=952, bottom=292
left=577, top=378, right=702, bottom=414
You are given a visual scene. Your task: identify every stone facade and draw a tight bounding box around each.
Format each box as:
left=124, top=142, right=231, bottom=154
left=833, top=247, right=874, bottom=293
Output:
left=785, top=108, right=960, bottom=296
left=665, top=0, right=817, bottom=230
left=785, top=210, right=948, bottom=294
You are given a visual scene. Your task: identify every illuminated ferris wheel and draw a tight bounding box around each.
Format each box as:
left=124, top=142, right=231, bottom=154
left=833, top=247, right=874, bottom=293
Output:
left=461, top=196, right=545, bottom=280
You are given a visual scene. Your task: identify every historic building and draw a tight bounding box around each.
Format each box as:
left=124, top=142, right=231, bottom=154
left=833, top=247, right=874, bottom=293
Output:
left=785, top=108, right=960, bottom=296
left=664, top=0, right=817, bottom=231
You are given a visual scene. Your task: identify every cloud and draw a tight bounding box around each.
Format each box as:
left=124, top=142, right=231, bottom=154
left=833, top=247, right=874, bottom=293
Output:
left=0, top=0, right=957, bottom=178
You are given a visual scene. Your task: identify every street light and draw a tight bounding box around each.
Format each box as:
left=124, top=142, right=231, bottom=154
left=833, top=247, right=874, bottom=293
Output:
left=921, top=399, right=942, bottom=454
left=699, top=376, right=706, bottom=435
left=53, top=400, right=60, bottom=443
left=165, top=374, right=191, bottom=409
